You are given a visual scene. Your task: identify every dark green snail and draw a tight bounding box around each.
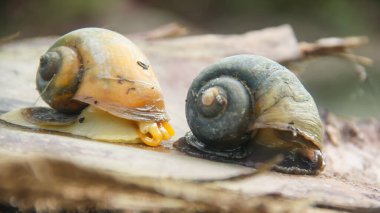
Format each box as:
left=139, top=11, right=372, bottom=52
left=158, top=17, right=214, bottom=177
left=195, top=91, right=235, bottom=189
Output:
left=174, top=55, right=325, bottom=175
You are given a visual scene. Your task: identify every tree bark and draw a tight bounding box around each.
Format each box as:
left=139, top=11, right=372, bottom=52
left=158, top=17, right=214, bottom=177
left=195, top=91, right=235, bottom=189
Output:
left=0, top=24, right=378, bottom=212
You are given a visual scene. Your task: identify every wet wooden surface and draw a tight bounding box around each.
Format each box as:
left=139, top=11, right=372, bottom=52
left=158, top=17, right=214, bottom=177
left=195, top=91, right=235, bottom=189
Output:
left=0, top=25, right=379, bottom=211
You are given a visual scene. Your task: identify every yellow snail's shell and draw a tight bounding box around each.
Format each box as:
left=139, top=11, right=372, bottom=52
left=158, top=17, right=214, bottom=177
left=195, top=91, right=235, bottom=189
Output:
left=1, top=28, right=174, bottom=146
left=37, top=28, right=168, bottom=121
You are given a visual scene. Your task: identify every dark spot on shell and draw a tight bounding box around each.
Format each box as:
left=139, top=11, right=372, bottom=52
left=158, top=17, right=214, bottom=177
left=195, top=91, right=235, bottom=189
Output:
left=151, top=86, right=155, bottom=90
left=137, top=61, right=149, bottom=70
left=116, top=75, right=135, bottom=84
left=78, top=117, right=85, bottom=123
left=126, top=87, right=136, bottom=94
left=117, top=75, right=124, bottom=84
left=94, top=100, right=98, bottom=104
left=40, top=56, right=48, bottom=67
left=289, top=121, right=294, bottom=125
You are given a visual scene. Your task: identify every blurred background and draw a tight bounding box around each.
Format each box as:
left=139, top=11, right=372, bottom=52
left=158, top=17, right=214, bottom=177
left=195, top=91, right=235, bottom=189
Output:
left=0, top=0, right=379, bottom=119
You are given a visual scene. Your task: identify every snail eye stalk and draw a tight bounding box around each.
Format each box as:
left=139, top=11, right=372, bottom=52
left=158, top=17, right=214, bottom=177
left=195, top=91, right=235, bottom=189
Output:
left=161, top=121, right=175, bottom=139
left=138, top=121, right=175, bottom=146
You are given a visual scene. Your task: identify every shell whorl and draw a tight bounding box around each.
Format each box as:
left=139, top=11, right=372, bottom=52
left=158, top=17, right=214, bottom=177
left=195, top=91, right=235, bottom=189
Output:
left=187, top=76, right=252, bottom=151
left=36, top=46, right=87, bottom=114
left=186, top=55, right=323, bottom=152
left=35, top=28, right=169, bottom=121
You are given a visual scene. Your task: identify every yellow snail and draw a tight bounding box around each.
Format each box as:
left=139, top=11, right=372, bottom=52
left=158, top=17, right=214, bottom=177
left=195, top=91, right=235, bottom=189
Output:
left=1, top=28, right=174, bottom=146
left=174, top=55, right=325, bottom=175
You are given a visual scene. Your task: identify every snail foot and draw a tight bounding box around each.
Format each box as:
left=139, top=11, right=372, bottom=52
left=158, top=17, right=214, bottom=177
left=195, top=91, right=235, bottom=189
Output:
left=174, top=132, right=248, bottom=160
left=174, top=132, right=324, bottom=175
left=1, top=106, right=141, bottom=143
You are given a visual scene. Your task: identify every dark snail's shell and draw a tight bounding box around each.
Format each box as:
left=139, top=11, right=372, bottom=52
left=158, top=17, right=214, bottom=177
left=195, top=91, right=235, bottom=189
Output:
left=175, top=55, right=325, bottom=175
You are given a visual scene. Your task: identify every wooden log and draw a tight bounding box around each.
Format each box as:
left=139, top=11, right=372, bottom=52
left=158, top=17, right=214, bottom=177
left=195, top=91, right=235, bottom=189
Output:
left=0, top=24, right=378, bottom=212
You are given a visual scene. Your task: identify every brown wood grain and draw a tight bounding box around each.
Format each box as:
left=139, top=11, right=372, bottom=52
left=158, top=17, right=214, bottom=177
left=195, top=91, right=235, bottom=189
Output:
left=0, top=24, right=378, bottom=212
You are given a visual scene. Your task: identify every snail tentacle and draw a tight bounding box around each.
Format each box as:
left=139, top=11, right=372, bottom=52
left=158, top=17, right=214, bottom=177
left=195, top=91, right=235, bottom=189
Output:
left=137, top=121, right=175, bottom=147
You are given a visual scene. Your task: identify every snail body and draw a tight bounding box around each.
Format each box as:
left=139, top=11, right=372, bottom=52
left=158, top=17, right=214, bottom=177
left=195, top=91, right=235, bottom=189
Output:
left=175, top=55, right=325, bottom=175
left=2, top=28, right=174, bottom=146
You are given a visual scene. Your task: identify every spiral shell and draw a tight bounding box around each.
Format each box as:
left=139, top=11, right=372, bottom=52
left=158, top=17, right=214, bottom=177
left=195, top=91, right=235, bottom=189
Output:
left=37, top=28, right=167, bottom=121
left=176, top=55, right=325, bottom=175
left=0, top=28, right=176, bottom=147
